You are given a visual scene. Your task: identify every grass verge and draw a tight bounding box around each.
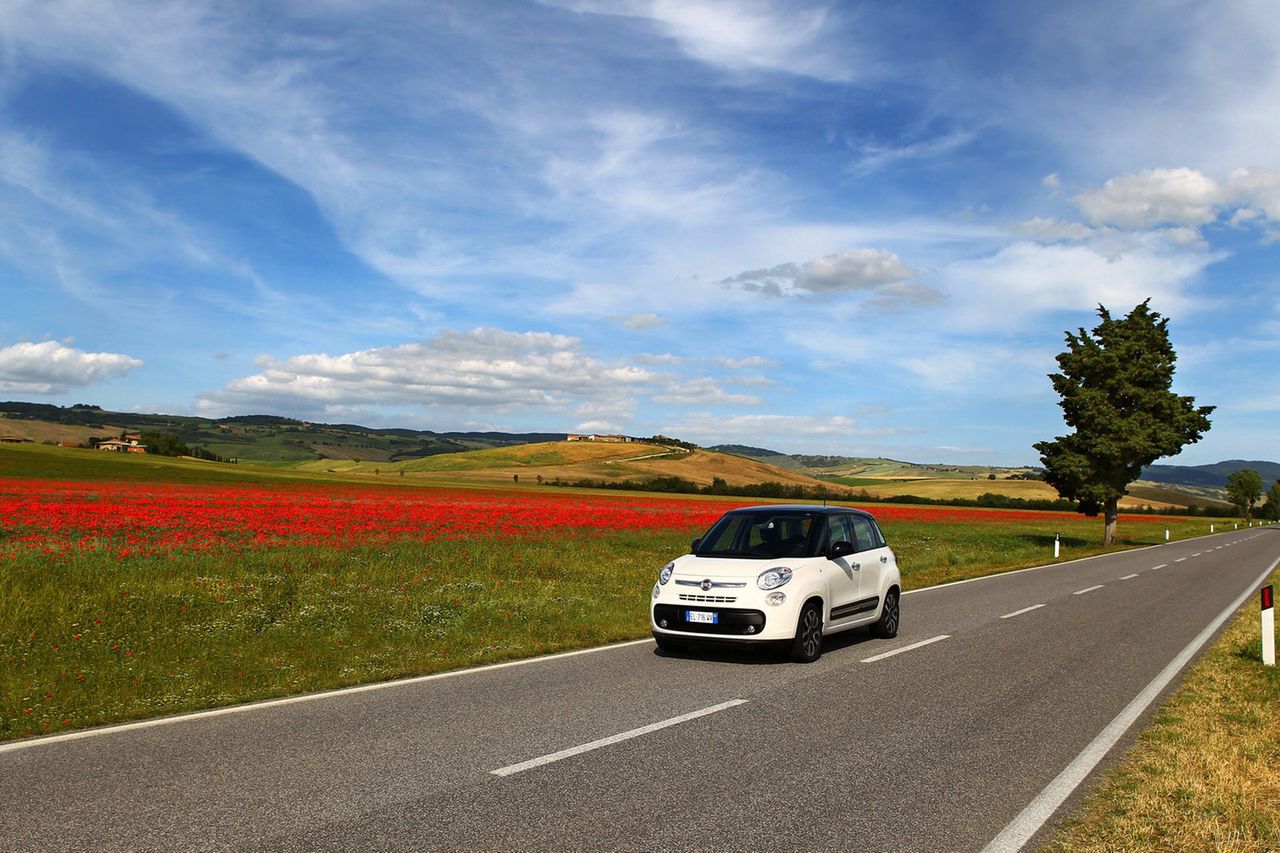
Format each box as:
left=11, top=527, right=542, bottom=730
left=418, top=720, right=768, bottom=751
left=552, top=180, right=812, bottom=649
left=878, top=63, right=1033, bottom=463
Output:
left=1043, top=567, right=1280, bottom=851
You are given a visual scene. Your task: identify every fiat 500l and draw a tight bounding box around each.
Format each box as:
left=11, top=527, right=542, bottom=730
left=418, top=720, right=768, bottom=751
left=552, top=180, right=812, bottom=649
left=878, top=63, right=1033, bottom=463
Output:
left=651, top=505, right=900, bottom=662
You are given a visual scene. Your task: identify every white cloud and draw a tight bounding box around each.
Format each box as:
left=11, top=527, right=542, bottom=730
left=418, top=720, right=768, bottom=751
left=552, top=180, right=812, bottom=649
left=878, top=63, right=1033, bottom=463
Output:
left=722, top=248, right=917, bottom=297
left=1074, top=168, right=1223, bottom=229
left=942, top=239, right=1217, bottom=328
left=651, top=376, right=761, bottom=406
left=0, top=340, right=142, bottom=393
left=197, top=328, right=655, bottom=416
left=620, top=312, right=667, bottom=329
left=1227, top=167, right=1280, bottom=221
left=635, top=352, right=687, bottom=365
left=715, top=355, right=770, bottom=369
left=557, top=0, right=856, bottom=81
left=662, top=413, right=900, bottom=449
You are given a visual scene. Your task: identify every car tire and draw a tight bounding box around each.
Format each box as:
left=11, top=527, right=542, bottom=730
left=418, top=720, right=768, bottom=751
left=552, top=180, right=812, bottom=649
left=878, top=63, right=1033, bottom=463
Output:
left=790, top=601, right=824, bottom=663
left=653, top=633, right=687, bottom=654
left=872, top=587, right=900, bottom=639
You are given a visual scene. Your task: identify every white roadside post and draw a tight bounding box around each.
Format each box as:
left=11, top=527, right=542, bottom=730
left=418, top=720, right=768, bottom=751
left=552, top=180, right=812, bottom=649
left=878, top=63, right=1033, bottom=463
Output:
left=1210, top=523, right=1214, bottom=533
left=1165, top=527, right=1170, bottom=541
left=1263, top=585, right=1275, bottom=667
left=1053, top=533, right=1060, bottom=559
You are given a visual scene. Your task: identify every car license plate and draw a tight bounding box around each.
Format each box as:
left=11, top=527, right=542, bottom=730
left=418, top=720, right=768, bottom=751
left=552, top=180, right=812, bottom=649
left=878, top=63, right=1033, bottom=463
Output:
left=686, top=610, right=717, bottom=624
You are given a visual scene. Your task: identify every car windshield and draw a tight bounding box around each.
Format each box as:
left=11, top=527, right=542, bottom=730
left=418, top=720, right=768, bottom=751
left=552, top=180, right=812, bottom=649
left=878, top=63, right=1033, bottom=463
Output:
left=695, top=511, right=824, bottom=559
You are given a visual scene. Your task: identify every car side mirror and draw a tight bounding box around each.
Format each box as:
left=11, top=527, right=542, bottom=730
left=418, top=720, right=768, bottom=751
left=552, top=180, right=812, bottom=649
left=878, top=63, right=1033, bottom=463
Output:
left=829, top=540, right=855, bottom=560
left=690, top=538, right=702, bottom=553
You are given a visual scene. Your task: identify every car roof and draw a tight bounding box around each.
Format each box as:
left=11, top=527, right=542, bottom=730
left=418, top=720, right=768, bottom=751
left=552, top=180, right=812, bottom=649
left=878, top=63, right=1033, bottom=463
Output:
left=725, top=504, right=877, bottom=519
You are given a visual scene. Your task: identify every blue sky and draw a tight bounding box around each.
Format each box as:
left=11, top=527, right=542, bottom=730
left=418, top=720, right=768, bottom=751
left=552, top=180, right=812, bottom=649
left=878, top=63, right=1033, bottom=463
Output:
left=2, top=0, right=1278, bottom=465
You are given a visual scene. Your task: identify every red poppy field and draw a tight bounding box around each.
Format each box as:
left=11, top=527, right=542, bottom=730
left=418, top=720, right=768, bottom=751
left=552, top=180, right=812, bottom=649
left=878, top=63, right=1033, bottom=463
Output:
left=0, top=467, right=1218, bottom=741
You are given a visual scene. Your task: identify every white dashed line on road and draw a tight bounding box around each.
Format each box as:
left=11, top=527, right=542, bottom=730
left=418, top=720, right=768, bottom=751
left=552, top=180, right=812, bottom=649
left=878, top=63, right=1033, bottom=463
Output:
left=490, top=699, right=749, bottom=777
left=860, top=634, right=950, bottom=663
left=1073, top=585, right=1104, bottom=596
left=1000, top=604, right=1046, bottom=620
left=1175, top=558, right=1187, bottom=562
left=1119, top=574, right=1139, bottom=580
left=1151, top=564, right=1167, bottom=570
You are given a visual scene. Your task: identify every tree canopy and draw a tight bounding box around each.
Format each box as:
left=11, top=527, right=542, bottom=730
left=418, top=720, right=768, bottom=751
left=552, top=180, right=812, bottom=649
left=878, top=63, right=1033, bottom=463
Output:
left=1034, top=301, right=1213, bottom=544
left=1225, top=468, right=1263, bottom=519
left=1261, top=480, right=1280, bottom=522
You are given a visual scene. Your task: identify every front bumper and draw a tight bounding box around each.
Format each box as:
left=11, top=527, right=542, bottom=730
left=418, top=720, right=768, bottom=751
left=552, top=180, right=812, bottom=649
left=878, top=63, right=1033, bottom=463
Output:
left=652, top=603, right=767, bottom=637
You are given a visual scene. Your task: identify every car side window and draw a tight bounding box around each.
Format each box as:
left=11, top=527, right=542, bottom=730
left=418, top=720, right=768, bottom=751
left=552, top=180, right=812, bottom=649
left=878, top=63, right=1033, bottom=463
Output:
left=849, top=516, right=878, bottom=553
left=869, top=520, right=887, bottom=548
left=825, top=515, right=853, bottom=551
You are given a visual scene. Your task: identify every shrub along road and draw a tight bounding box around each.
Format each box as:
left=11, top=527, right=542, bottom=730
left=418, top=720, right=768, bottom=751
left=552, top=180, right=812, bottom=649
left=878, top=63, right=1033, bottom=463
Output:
left=1, top=527, right=1276, bottom=851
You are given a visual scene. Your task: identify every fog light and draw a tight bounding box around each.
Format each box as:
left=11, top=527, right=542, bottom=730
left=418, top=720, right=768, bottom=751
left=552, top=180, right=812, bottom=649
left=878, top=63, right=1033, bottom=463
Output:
left=745, top=625, right=756, bottom=634
left=766, top=591, right=786, bottom=606
left=659, top=619, right=669, bottom=628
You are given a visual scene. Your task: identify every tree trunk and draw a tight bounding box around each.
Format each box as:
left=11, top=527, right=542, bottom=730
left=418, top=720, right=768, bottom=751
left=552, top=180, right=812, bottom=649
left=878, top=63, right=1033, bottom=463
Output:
left=1103, top=497, right=1119, bottom=546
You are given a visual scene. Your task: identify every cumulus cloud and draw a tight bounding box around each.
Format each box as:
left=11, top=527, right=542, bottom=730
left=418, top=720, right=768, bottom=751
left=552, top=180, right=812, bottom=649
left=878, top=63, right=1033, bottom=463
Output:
left=197, top=328, right=655, bottom=416
left=721, top=248, right=917, bottom=297
left=635, top=352, right=687, bottom=365
left=1075, top=168, right=1223, bottom=228
left=0, top=340, right=142, bottom=393
left=1227, top=167, right=1280, bottom=221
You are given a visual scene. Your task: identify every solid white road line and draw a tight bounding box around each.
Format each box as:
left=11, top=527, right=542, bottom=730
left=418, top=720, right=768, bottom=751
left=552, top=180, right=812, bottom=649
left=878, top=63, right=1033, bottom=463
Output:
left=1119, top=574, right=1139, bottom=580
left=1000, top=604, right=1046, bottom=620
left=981, top=556, right=1280, bottom=853
left=860, top=634, right=950, bottom=663
left=490, top=699, right=748, bottom=777
left=1073, top=585, right=1104, bottom=596
left=0, top=638, right=655, bottom=756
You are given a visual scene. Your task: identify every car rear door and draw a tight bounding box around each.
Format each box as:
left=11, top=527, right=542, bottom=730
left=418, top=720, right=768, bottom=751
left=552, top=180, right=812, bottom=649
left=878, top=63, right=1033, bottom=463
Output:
left=824, top=514, right=862, bottom=622
left=849, top=514, right=892, bottom=609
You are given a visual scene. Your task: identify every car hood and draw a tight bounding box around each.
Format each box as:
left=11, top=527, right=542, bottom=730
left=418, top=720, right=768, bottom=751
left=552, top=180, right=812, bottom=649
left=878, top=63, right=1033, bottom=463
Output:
left=672, top=554, right=798, bottom=579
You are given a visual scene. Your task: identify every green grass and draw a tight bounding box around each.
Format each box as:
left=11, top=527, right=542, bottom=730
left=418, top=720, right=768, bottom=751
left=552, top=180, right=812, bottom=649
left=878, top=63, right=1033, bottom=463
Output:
left=0, top=441, right=1249, bottom=742
left=1043, top=567, right=1280, bottom=851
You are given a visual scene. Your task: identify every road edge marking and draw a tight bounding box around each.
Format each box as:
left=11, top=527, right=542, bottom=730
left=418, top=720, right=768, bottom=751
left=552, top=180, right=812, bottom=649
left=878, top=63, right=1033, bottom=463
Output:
left=979, top=555, right=1280, bottom=853
left=491, top=699, right=748, bottom=777
left=0, top=638, right=654, bottom=755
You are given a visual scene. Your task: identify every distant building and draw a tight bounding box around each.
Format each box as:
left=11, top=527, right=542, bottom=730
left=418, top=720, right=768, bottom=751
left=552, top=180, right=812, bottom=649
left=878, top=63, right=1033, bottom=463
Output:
left=0, top=435, right=32, bottom=444
left=97, top=438, right=147, bottom=454
left=566, top=433, right=633, bottom=443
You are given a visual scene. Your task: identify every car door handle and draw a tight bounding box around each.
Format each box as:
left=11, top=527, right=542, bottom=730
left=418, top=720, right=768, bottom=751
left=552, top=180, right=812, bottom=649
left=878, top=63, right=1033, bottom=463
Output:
left=880, top=555, right=888, bottom=564
left=851, top=562, right=861, bottom=570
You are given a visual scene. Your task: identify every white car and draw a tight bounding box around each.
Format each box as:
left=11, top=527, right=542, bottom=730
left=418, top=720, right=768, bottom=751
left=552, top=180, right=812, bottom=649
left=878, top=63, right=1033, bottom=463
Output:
left=651, top=505, right=901, bottom=662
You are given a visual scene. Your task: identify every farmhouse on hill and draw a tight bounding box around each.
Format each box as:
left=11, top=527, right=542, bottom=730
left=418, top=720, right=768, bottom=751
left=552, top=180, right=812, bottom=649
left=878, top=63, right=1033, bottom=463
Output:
left=566, top=433, right=634, bottom=443
left=96, top=438, right=147, bottom=454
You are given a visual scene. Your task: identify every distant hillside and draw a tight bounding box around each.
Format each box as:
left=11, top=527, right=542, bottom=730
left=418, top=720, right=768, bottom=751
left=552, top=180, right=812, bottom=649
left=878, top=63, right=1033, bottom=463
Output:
left=706, top=444, right=806, bottom=471
left=1142, top=459, right=1280, bottom=489
left=0, top=402, right=564, bottom=465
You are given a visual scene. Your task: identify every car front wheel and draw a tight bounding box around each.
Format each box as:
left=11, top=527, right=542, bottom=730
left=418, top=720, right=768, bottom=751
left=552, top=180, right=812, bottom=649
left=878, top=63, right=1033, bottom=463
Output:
left=872, top=588, right=900, bottom=639
left=790, top=601, right=824, bottom=663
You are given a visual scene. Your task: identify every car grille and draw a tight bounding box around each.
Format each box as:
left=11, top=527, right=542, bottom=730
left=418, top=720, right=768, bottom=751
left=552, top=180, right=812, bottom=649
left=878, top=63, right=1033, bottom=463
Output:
left=678, top=593, right=737, bottom=604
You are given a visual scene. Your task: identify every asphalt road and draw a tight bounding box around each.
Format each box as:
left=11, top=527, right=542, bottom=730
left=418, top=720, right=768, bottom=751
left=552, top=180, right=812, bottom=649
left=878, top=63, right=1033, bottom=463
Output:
left=2, top=526, right=1277, bottom=852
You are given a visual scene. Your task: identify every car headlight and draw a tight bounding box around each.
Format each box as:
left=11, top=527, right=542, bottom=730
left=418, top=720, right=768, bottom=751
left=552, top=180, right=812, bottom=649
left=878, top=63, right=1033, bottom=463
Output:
left=659, top=562, right=675, bottom=585
left=757, top=566, right=793, bottom=590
